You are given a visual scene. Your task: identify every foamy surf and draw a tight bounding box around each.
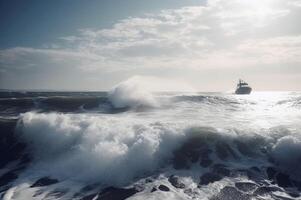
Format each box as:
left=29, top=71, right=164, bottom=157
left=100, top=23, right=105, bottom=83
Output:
left=0, top=91, right=301, bottom=200
left=108, top=80, right=157, bottom=109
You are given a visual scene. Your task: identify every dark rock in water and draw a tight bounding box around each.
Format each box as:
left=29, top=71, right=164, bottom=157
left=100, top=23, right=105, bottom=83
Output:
left=276, top=173, right=293, bottom=188
left=199, top=173, right=222, bottom=185
left=158, top=185, right=170, bottom=192
left=266, top=167, right=277, bottom=180
left=151, top=187, right=157, bottom=193
left=212, top=164, right=230, bottom=177
left=97, top=186, right=139, bottom=200
left=30, top=177, right=59, bottom=188
left=0, top=171, right=18, bottom=187
left=211, top=186, right=251, bottom=200
left=235, top=182, right=258, bottom=192
left=168, top=175, right=185, bottom=189
left=254, top=186, right=283, bottom=195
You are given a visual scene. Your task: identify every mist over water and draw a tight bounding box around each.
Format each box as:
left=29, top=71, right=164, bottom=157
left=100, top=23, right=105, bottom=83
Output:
left=0, top=82, right=301, bottom=199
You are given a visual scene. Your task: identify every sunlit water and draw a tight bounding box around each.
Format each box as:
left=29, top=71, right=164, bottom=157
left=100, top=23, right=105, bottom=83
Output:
left=0, top=91, right=301, bottom=199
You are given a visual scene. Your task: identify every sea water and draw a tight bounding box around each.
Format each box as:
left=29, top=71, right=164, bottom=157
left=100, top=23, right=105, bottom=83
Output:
left=0, top=87, right=301, bottom=199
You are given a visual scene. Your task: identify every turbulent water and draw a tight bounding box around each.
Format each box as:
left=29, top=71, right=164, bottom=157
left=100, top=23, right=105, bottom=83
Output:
left=1, top=88, right=301, bottom=200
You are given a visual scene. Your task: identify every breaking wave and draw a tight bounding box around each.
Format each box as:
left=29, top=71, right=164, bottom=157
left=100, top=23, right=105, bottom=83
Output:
left=1, top=91, right=301, bottom=200
left=108, top=80, right=157, bottom=109
left=16, top=112, right=183, bottom=185
left=14, top=112, right=301, bottom=185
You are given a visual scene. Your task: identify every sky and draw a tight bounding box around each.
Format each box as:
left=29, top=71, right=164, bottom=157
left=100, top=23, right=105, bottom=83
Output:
left=0, top=0, right=301, bottom=91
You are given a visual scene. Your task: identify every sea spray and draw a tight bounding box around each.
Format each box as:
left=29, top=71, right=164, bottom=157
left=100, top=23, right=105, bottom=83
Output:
left=108, top=78, right=157, bottom=109
left=16, top=112, right=186, bottom=184
left=1, top=91, right=301, bottom=199
left=108, top=76, right=195, bottom=109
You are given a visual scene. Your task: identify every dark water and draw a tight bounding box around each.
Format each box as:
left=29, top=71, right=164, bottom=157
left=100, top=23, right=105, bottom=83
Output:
left=0, top=91, right=301, bottom=200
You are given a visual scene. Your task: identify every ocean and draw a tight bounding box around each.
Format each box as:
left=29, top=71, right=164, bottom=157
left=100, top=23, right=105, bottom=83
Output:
left=0, top=88, right=301, bottom=199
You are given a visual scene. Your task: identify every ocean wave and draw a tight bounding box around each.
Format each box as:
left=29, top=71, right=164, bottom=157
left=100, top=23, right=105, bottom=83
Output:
left=173, top=95, right=238, bottom=104
left=108, top=80, right=158, bottom=109
left=1, top=109, right=301, bottom=199
left=0, top=96, right=109, bottom=116
left=13, top=112, right=301, bottom=184
left=277, top=96, right=301, bottom=108
left=1, top=92, right=301, bottom=119
left=16, top=112, right=184, bottom=185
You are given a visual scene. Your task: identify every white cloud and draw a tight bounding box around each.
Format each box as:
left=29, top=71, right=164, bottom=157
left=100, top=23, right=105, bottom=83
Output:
left=1, top=0, right=301, bottom=90
left=288, top=0, right=301, bottom=7
left=210, top=0, right=290, bottom=36
left=237, top=35, right=301, bottom=64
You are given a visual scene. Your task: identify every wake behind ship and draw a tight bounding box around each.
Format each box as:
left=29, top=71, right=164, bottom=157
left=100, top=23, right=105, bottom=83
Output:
left=235, top=79, right=252, bottom=94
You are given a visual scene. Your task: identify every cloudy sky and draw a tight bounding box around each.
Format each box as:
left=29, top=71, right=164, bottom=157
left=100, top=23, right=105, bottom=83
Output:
left=1, top=0, right=301, bottom=91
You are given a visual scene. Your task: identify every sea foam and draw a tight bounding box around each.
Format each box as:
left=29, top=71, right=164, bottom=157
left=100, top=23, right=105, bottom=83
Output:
left=3, top=91, right=301, bottom=200
left=108, top=78, right=157, bottom=109
left=17, top=112, right=185, bottom=185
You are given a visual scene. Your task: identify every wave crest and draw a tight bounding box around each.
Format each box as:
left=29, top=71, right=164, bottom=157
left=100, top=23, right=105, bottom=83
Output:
left=108, top=79, right=157, bottom=109
left=15, top=112, right=301, bottom=186
left=17, top=112, right=183, bottom=185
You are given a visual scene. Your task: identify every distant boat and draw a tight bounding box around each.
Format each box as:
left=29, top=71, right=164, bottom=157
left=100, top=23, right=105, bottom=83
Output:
left=235, top=79, right=252, bottom=94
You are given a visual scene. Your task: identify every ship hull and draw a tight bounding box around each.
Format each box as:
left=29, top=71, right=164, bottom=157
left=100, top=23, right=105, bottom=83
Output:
left=235, top=87, right=252, bottom=94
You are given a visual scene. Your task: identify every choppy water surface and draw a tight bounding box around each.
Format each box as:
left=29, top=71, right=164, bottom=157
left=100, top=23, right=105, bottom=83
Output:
left=0, top=89, right=301, bottom=200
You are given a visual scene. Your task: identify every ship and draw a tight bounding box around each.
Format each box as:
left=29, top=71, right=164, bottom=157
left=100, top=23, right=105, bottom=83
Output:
left=235, top=79, right=252, bottom=94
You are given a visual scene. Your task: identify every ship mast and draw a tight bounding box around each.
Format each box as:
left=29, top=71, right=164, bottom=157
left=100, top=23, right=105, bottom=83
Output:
left=238, top=79, right=242, bottom=88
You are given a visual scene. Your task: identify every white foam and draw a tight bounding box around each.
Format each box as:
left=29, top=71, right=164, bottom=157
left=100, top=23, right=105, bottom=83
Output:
left=17, top=112, right=186, bottom=185
left=3, top=186, right=15, bottom=200
left=108, top=78, right=157, bottom=109
left=108, top=76, right=195, bottom=109
left=3, top=183, right=42, bottom=200
left=4, top=91, right=301, bottom=199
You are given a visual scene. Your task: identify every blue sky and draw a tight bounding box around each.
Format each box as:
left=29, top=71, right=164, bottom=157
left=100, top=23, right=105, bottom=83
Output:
left=0, top=0, right=202, bottom=48
left=1, top=0, right=301, bottom=91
